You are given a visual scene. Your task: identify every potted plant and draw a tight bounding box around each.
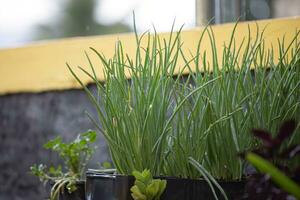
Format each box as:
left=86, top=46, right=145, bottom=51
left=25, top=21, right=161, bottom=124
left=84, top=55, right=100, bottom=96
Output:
left=68, top=20, right=300, bottom=199
left=30, top=130, right=97, bottom=200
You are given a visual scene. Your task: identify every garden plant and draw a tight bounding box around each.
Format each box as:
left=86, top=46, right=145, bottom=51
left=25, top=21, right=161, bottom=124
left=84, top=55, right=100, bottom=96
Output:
left=131, top=169, right=166, bottom=200
left=30, top=130, right=97, bottom=200
left=68, top=19, right=300, bottom=199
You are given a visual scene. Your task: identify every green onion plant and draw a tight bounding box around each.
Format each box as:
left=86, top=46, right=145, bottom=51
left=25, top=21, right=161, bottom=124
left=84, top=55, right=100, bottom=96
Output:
left=68, top=20, right=300, bottom=182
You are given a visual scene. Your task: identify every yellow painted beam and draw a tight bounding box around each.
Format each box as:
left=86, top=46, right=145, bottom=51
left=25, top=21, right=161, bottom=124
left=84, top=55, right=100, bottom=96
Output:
left=0, top=17, right=299, bottom=95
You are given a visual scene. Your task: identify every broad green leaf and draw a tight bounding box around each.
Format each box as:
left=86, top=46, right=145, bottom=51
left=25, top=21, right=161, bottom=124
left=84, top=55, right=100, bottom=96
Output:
left=135, top=180, right=147, bottom=194
left=131, top=185, right=147, bottom=200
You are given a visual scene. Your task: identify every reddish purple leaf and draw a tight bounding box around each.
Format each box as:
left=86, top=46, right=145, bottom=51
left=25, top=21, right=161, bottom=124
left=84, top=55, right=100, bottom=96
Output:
left=277, top=119, right=296, bottom=141
left=252, top=129, right=275, bottom=147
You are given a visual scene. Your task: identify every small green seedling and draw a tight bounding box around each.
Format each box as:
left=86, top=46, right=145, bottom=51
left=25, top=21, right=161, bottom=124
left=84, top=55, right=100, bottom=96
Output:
left=30, top=130, right=97, bottom=200
left=131, top=169, right=167, bottom=200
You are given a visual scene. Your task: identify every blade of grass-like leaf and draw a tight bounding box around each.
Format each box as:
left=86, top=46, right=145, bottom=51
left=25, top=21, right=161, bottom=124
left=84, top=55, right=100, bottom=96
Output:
left=189, top=157, right=228, bottom=200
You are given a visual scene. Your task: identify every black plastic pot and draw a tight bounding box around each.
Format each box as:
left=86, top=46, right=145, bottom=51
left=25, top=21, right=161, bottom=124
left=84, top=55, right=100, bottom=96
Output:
left=86, top=171, right=246, bottom=200
left=86, top=173, right=138, bottom=200
left=49, top=181, right=85, bottom=200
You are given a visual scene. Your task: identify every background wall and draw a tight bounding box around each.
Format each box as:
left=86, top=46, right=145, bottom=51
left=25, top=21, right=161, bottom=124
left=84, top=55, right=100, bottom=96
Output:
left=0, top=85, right=109, bottom=200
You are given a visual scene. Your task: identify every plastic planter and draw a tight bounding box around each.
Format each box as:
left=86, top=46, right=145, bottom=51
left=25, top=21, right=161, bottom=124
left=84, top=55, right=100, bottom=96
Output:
left=86, top=171, right=245, bottom=200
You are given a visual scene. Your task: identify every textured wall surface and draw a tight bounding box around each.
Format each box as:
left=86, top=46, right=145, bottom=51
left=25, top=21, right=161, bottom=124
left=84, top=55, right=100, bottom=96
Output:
left=0, top=85, right=109, bottom=200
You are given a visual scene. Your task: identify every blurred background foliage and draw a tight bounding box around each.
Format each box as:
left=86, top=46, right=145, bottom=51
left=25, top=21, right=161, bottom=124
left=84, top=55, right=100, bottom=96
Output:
left=35, top=0, right=131, bottom=39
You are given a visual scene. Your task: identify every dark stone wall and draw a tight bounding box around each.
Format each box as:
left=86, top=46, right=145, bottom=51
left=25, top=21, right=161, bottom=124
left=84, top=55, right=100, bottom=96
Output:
left=0, top=85, right=109, bottom=200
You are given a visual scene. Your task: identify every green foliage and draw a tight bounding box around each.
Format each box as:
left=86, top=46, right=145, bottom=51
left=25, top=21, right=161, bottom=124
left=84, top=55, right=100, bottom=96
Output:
left=68, top=20, right=300, bottom=181
left=43, top=130, right=97, bottom=176
left=30, top=130, right=97, bottom=200
left=131, top=169, right=167, bottom=200
left=31, top=164, right=63, bottom=182
left=166, top=25, right=300, bottom=180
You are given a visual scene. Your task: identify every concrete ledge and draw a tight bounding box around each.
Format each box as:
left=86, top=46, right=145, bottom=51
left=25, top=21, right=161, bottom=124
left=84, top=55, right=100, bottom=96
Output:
left=0, top=17, right=299, bottom=95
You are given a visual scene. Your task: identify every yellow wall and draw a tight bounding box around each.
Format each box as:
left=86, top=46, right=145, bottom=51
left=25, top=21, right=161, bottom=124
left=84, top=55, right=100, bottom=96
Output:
left=0, top=17, right=299, bottom=95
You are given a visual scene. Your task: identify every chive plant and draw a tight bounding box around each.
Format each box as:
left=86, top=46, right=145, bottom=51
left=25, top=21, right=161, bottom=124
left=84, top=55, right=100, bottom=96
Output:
left=69, top=24, right=208, bottom=175
left=69, top=21, right=300, bottom=181
left=167, top=25, right=300, bottom=180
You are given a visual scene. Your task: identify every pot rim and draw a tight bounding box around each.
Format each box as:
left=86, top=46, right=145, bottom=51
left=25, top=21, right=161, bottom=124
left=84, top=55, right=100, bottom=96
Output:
left=86, top=170, right=247, bottom=183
